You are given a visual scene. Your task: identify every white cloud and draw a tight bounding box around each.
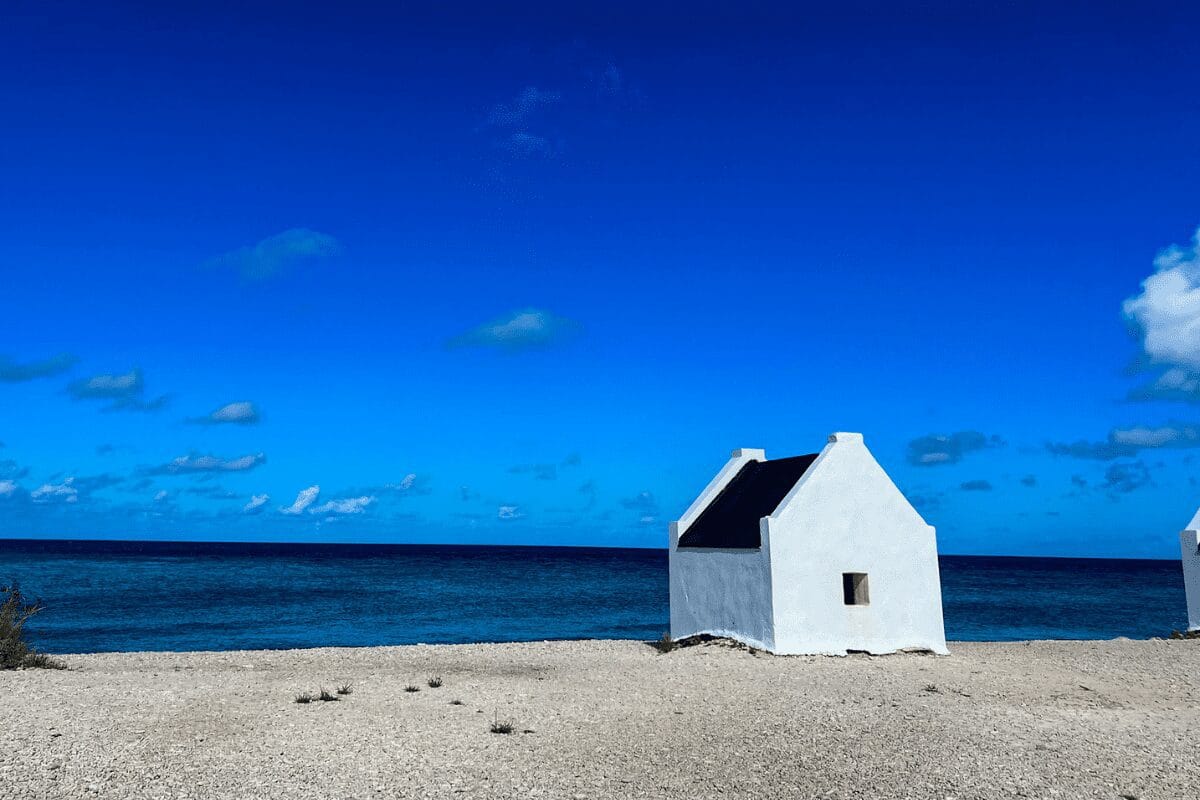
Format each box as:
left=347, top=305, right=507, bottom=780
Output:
left=152, top=452, right=266, bottom=475
left=153, top=490, right=169, bottom=502
left=1124, top=226, right=1200, bottom=376
left=498, top=505, right=523, bottom=520
left=448, top=309, right=579, bottom=351
left=311, top=496, right=374, bottom=515
left=68, top=368, right=168, bottom=413
left=488, top=87, right=561, bottom=129
left=208, top=229, right=341, bottom=280
left=0, top=480, right=18, bottom=497
left=69, top=369, right=141, bottom=399
left=906, top=432, right=1003, bottom=467
left=194, top=401, right=260, bottom=425
left=387, top=473, right=417, bottom=491
left=243, top=494, right=270, bottom=514
left=281, top=485, right=320, bottom=515
left=1111, top=423, right=1200, bottom=449
left=31, top=477, right=78, bottom=504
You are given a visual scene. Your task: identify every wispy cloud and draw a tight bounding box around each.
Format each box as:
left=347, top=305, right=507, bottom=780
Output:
left=0, top=480, right=20, bottom=498
left=1047, top=422, right=1200, bottom=460
left=0, top=353, right=78, bottom=382
left=188, top=401, right=260, bottom=425
left=69, top=369, right=141, bottom=399
left=1045, top=438, right=1140, bottom=461
left=207, top=228, right=341, bottom=280
left=281, top=485, right=320, bottom=515
left=345, top=473, right=430, bottom=499
left=387, top=474, right=420, bottom=492
left=311, top=496, right=374, bottom=515
left=448, top=308, right=579, bottom=351
left=906, top=431, right=1004, bottom=466
left=68, top=369, right=168, bottom=413
left=1111, top=423, right=1200, bottom=449
left=107, top=396, right=170, bottom=413
left=488, top=86, right=561, bottom=129
left=31, top=477, right=78, bottom=504
left=1102, top=461, right=1151, bottom=495
left=279, top=484, right=374, bottom=516
left=501, top=132, right=554, bottom=158
left=1127, top=367, right=1200, bottom=403
left=497, top=504, right=524, bottom=520
left=243, top=494, right=270, bottom=514
left=147, top=452, right=266, bottom=476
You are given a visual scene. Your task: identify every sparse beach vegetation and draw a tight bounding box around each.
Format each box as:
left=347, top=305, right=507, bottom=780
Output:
left=427, top=675, right=442, bottom=688
left=652, top=632, right=675, bottom=654
left=337, top=683, right=353, bottom=695
left=489, top=714, right=515, bottom=735
left=1, top=584, right=66, bottom=670
left=404, top=685, right=420, bottom=693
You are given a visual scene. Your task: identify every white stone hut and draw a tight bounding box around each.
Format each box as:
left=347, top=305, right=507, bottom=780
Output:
left=669, top=432, right=948, bottom=655
left=1181, top=508, right=1200, bottom=632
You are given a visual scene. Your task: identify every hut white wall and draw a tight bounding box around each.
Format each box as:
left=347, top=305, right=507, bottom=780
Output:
left=767, top=433, right=949, bottom=655
left=669, top=537, right=775, bottom=651
left=669, top=448, right=775, bottom=650
left=1181, top=509, right=1200, bottom=631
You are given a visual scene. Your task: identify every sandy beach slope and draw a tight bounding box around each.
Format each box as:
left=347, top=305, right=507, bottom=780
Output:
left=1, top=639, right=1197, bottom=799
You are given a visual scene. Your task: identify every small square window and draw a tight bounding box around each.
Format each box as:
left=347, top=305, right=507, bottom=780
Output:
left=842, top=572, right=869, bottom=606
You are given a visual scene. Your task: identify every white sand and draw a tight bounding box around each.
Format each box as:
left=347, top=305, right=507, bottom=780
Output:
left=2, top=639, right=1197, bottom=799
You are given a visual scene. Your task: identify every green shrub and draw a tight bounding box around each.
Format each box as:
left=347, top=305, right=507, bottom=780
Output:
left=1, top=583, right=65, bottom=670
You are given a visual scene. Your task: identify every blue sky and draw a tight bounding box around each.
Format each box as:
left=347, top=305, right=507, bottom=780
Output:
left=2, top=1, right=1199, bottom=557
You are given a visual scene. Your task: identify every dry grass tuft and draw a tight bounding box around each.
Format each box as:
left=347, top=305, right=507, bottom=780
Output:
left=1, top=583, right=66, bottom=670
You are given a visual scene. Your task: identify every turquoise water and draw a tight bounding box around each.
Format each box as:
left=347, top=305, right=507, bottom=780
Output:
left=0, top=539, right=1189, bottom=653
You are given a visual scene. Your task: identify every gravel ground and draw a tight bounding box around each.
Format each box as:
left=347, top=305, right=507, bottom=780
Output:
left=1, top=638, right=1197, bottom=799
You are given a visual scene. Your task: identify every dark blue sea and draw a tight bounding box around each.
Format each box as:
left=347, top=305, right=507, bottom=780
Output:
left=0, top=539, right=1189, bottom=654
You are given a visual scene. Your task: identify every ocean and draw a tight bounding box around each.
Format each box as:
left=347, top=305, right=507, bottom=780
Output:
left=0, top=538, right=1189, bottom=654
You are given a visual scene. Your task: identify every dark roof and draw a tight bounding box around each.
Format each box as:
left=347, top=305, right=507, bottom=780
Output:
left=676, top=454, right=819, bottom=549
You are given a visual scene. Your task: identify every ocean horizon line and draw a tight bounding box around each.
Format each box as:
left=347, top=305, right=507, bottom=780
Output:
left=0, top=535, right=1182, bottom=564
